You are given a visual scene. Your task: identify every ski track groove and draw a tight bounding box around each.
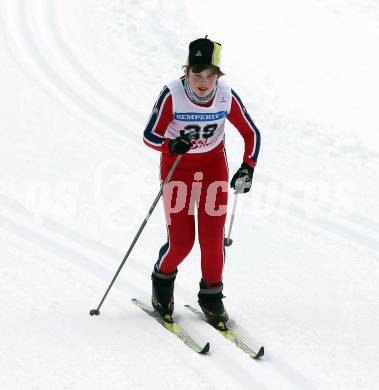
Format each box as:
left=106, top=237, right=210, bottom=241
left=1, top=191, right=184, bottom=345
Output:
left=45, top=0, right=144, bottom=127
left=2, top=0, right=149, bottom=158
left=0, top=207, right=138, bottom=295
left=0, top=2, right=128, bottom=157
left=18, top=0, right=133, bottom=140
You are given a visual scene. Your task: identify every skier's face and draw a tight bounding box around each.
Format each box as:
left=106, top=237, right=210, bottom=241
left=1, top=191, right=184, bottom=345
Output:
left=188, top=68, right=219, bottom=97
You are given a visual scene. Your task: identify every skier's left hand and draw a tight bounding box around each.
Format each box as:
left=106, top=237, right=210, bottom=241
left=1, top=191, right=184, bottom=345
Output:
left=230, top=163, right=254, bottom=193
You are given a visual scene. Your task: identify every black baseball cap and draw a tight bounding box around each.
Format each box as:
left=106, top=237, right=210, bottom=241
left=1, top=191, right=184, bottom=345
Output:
left=187, top=36, right=222, bottom=68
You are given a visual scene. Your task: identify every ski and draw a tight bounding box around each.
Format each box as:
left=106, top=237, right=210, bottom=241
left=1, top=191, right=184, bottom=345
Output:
left=131, top=299, right=210, bottom=354
left=184, top=304, right=264, bottom=359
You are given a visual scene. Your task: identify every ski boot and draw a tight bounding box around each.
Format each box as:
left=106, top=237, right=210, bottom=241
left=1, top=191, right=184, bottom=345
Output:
left=198, top=279, right=229, bottom=330
left=151, top=269, right=177, bottom=323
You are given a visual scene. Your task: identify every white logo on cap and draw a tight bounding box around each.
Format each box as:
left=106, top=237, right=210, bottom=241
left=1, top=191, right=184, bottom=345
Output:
left=195, top=50, right=202, bottom=56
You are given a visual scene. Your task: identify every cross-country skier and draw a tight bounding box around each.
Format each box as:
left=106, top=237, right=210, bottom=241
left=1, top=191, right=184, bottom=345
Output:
left=143, top=36, right=261, bottom=327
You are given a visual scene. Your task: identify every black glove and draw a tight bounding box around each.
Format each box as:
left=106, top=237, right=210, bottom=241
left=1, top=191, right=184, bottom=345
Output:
left=168, top=135, right=193, bottom=155
left=230, top=162, right=254, bottom=193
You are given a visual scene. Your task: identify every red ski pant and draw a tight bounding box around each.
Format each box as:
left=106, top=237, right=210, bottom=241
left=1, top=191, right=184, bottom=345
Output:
left=155, top=147, right=228, bottom=284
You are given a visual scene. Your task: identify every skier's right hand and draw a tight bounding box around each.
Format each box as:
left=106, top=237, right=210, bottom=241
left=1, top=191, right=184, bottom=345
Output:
left=168, top=135, right=193, bottom=155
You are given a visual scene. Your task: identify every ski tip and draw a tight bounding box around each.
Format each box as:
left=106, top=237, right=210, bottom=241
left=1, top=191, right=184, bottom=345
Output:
left=253, top=346, right=265, bottom=359
left=214, top=321, right=228, bottom=331
left=199, top=342, right=210, bottom=354
left=163, top=314, right=174, bottom=323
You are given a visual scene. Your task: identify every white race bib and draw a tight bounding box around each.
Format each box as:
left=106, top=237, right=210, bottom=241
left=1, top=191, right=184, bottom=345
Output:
left=165, top=79, right=232, bottom=153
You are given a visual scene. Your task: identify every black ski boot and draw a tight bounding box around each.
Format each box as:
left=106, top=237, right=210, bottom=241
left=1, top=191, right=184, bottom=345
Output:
left=198, top=279, right=229, bottom=330
left=151, top=269, right=177, bottom=323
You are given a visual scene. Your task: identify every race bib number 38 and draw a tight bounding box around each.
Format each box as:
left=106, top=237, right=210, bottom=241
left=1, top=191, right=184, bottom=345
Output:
left=180, top=124, right=218, bottom=149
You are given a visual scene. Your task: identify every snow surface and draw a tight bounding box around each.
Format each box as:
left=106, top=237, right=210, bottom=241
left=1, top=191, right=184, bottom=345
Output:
left=1, top=0, right=379, bottom=389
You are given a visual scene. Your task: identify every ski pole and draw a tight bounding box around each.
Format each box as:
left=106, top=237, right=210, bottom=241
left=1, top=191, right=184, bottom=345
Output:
left=224, top=192, right=239, bottom=247
left=224, top=178, right=246, bottom=247
left=90, top=154, right=183, bottom=316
